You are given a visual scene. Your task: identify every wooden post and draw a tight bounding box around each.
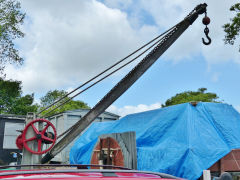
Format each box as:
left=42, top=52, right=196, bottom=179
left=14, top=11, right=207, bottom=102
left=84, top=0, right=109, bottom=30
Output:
left=21, top=113, right=39, bottom=168
left=91, top=132, right=137, bottom=169
left=220, top=158, right=224, bottom=174
left=203, top=170, right=211, bottom=180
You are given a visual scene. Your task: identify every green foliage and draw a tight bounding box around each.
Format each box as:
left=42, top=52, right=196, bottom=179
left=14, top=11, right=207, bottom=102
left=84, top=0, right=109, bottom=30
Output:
left=0, top=78, right=38, bottom=115
left=10, top=94, right=39, bottom=115
left=0, top=0, right=25, bottom=74
left=40, top=90, right=67, bottom=108
left=223, top=3, right=240, bottom=51
left=40, top=90, right=90, bottom=117
left=162, top=88, right=220, bottom=107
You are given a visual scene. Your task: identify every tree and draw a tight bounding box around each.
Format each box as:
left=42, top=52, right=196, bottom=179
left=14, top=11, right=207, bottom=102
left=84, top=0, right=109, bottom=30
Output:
left=10, top=94, right=38, bottom=115
left=223, top=3, right=240, bottom=51
left=162, top=88, right=220, bottom=107
left=0, top=0, right=25, bottom=74
left=0, top=78, right=38, bottom=115
left=40, top=90, right=90, bottom=116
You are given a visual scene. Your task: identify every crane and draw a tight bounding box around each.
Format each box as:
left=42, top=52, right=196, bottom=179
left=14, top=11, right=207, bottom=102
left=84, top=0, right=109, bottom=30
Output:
left=41, top=3, right=211, bottom=164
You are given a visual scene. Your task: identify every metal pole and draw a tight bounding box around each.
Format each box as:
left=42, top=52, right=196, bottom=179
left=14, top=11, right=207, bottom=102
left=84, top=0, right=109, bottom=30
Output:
left=41, top=4, right=207, bottom=164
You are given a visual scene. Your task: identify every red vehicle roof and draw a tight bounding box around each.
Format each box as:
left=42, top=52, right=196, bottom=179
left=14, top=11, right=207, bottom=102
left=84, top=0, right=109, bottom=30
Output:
left=0, top=165, right=181, bottom=180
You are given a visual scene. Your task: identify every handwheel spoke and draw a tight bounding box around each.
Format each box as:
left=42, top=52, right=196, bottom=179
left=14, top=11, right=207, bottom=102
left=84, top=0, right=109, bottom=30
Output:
left=25, top=136, right=37, bottom=142
left=42, top=135, right=54, bottom=142
left=41, top=124, right=50, bottom=134
left=38, top=139, right=42, bottom=152
left=31, top=124, right=39, bottom=134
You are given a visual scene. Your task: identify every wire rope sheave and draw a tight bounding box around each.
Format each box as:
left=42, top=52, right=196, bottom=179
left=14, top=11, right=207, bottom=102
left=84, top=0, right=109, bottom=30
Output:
left=22, top=119, right=57, bottom=154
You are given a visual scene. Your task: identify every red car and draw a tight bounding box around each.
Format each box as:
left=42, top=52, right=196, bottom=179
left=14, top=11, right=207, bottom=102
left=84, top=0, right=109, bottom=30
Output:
left=0, top=165, right=181, bottom=180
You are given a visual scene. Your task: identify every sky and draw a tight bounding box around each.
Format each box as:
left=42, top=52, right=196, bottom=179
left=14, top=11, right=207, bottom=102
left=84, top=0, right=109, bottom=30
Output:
left=5, top=0, right=240, bottom=117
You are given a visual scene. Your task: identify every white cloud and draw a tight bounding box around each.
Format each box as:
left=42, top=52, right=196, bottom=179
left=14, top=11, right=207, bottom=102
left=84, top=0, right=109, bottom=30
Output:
left=103, top=0, right=133, bottom=10
left=211, top=72, right=220, bottom=82
left=5, top=0, right=240, bottom=96
left=66, top=87, right=75, bottom=93
left=107, top=102, right=161, bottom=117
left=235, top=106, right=240, bottom=113
left=138, top=0, right=239, bottom=64
left=6, top=0, right=157, bottom=94
left=124, top=1, right=232, bottom=64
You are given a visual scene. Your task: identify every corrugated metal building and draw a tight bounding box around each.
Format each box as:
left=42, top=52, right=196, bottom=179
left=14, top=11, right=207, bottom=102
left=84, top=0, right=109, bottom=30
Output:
left=0, top=109, right=119, bottom=164
left=0, top=114, right=25, bottom=165
left=47, top=109, right=120, bottom=163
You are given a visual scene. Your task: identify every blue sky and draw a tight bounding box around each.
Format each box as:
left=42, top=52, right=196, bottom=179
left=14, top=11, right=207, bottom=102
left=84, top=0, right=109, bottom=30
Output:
left=5, top=0, right=240, bottom=117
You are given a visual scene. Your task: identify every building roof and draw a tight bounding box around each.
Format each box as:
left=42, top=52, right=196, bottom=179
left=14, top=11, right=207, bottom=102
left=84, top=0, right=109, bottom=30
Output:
left=0, top=114, right=25, bottom=120
left=49, top=108, right=120, bottom=118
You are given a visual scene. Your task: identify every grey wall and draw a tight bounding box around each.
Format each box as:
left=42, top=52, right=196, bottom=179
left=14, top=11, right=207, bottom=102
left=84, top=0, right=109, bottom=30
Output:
left=0, top=117, right=24, bottom=165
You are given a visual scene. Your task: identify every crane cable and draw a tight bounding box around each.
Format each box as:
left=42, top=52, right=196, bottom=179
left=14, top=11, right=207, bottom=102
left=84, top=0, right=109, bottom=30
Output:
left=53, top=25, right=180, bottom=139
left=37, top=4, right=211, bottom=140
left=40, top=37, right=164, bottom=118
left=42, top=36, right=167, bottom=140
left=37, top=24, right=178, bottom=118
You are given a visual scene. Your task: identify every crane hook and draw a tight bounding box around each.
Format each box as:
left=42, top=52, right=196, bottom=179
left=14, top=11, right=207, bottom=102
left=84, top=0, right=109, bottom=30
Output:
left=202, top=13, right=211, bottom=45
left=202, top=26, right=211, bottom=45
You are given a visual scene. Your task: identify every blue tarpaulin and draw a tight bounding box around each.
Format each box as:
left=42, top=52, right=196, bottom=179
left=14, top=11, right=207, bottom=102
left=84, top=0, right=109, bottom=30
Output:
left=70, top=102, right=240, bottom=180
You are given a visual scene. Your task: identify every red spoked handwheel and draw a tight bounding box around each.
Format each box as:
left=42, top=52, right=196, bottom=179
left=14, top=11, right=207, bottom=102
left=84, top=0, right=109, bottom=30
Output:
left=16, top=134, right=23, bottom=150
left=22, top=119, right=57, bottom=154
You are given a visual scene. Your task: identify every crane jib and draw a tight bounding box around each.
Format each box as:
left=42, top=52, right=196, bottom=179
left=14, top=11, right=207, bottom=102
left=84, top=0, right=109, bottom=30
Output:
left=41, top=3, right=210, bottom=164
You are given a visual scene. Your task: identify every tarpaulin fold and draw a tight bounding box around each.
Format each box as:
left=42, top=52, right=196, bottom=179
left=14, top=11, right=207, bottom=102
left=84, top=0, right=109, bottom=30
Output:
left=70, top=102, right=240, bottom=180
